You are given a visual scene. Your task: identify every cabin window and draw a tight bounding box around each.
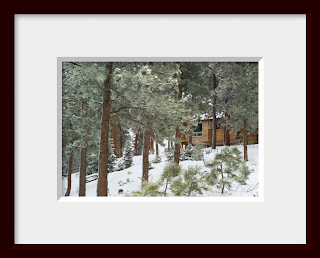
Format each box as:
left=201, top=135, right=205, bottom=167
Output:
left=192, top=123, right=203, bottom=137
left=216, top=121, right=220, bottom=129
left=194, top=123, right=202, bottom=132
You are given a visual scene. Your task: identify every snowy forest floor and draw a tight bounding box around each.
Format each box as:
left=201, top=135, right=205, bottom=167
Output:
left=62, top=143, right=259, bottom=197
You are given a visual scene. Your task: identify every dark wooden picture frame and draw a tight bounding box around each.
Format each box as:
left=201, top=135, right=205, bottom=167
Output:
left=4, top=3, right=313, bottom=256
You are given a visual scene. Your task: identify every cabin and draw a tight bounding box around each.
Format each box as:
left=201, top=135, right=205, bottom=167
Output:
left=181, top=118, right=258, bottom=148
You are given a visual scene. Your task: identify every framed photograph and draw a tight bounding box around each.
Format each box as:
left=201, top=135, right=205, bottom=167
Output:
left=8, top=9, right=310, bottom=254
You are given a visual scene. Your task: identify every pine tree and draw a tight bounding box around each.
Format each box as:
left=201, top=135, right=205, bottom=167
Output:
left=171, top=165, right=208, bottom=196
left=161, top=162, right=182, bottom=195
left=215, top=62, right=258, bottom=161
left=123, top=132, right=134, bottom=169
left=108, top=138, right=117, bottom=172
left=205, top=147, right=252, bottom=193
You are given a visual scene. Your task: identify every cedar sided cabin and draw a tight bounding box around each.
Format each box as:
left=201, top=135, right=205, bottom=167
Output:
left=181, top=118, right=258, bottom=148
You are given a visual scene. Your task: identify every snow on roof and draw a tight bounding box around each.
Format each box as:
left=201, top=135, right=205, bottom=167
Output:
left=198, top=112, right=224, bottom=120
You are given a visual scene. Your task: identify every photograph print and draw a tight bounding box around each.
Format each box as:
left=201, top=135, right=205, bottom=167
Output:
left=61, top=61, right=259, bottom=197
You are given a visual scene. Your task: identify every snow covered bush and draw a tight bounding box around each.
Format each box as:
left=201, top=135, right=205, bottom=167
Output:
left=205, top=147, right=252, bottom=194
left=180, top=145, right=194, bottom=161
left=171, top=165, right=208, bottom=196
left=191, top=141, right=204, bottom=161
left=115, top=159, right=126, bottom=171
left=164, top=148, right=174, bottom=161
left=148, top=162, right=155, bottom=170
left=128, top=181, right=163, bottom=197
left=87, top=153, right=98, bottom=175
left=108, top=138, right=117, bottom=173
left=123, top=133, right=134, bottom=168
left=152, top=155, right=162, bottom=163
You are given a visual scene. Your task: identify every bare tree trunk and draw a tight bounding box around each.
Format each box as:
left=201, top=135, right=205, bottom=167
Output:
left=79, top=147, right=87, bottom=196
left=174, top=126, right=181, bottom=164
left=225, top=128, right=230, bottom=146
left=142, top=127, right=151, bottom=185
left=97, top=62, right=113, bottom=196
left=168, top=140, right=170, bottom=150
left=134, top=132, right=139, bottom=156
left=189, top=135, right=192, bottom=145
left=211, top=74, right=217, bottom=149
left=174, top=84, right=183, bottom=164
left=65, top=150, right=73, bottom=196
left=119, top=129, right=123, bottom=158
left=113, top=123, right=117, bottom=157
left=243, top=119, right=248, bottom=161
left=79, top=100, right=88, bottom=197
left=150, top=131, right=154, bottom=154
left=156, top=142, right=159, bottom=156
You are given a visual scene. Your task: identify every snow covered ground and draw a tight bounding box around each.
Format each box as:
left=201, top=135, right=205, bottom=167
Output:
left=62, top=143, right=259, bottom=197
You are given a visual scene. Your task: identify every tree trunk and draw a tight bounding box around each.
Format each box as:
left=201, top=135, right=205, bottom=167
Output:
left=174, top=84, right=183, bottom=164
left=211, top=73, right=217, bottom=149
left=79, top=100, right=88, bottom=197
left=97, top=62, right=113, bottom=196
left=150, top=131, right=154, bottom=154
left=113, top=123, right=117, bottom=157
left=174, top=126, right=181, bottom=164
left=243, top=119, right=248, bottom=162
left=225, top=128, right=230, bottom=146
left=134, top=132, right=139, bottom=156
left=65, top=150, right=73, bottom=196
left=119, top=130, right=123, bottom=158
left=189, top=135, right=192, bottom=145
left=156, top=142, right=159, bottom=156
left=79, top=147, right=87, bottom=196
left=212, top=109, right=216, bottom=149
left=168, top=140, right=170, bottom=150
left=142, top=127, right=151, bottom=185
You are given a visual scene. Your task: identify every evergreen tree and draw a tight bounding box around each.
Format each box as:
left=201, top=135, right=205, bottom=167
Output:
left=108, top=138, right=117, bottom=172
left=205, top=147, right=252, bottom=193
left=215, top=62, right=258, bottom=161
left=123, top=132, right=134, bottom=168
left=161, top=162, right=182, bottom=195
left=171, top=165, right=208, bottom=196
left=191, top=141, right=204, bottom=161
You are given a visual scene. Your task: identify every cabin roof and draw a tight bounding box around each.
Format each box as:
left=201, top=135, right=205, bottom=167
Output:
left=198, top=112, right=224, bottom=120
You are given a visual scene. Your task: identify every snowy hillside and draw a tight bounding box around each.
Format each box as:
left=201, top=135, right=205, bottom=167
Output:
left=62, top=143, right=259, bottom=197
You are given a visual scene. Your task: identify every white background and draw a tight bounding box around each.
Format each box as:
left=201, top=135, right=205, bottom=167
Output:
left=15, top=15, right=306, bottom=244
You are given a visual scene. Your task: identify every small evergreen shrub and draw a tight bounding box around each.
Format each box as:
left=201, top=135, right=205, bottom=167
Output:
left=191, top=141, right=204, bottom=161
left=164, top=148, right=174, bottom=161
left=128, top=181, right=163, bottom=197
left=115, top=159, right=126, bottom=171
left=123, top=133, right=134, bottom=168
left=171, top=165, right=208, bottom=196
left=148, top=162, right=154, bottom=170
left=152, top=155, right=162, bottom=164
left=161, top=162, right=182, bottom=196
left=205, top=147, right=252, bottom=194
left=108, top=138, right=117, bottom=173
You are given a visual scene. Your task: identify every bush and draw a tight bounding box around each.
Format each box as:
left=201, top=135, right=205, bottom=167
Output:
left=171, top=165, right=208, bottom=196
left=152, top=155, right=162, bottom=163
left=191, top=142, right=204, bottom=161
left=128, top=181, right=163, bottom=197
left=180, top=145, right=194, bottom=161
left=123, top=133, right=134, bottom=168
left=115, top=159, right=126, bottom=171
left=164, top=148, right=174, bottom=161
